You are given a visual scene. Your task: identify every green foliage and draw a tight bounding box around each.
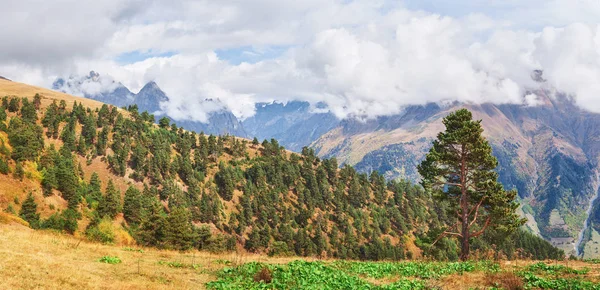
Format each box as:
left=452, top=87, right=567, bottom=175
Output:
left=163, top=207, right=196, bottom=251
left=268, top=241, right=294, bottom=257
left=19, top=192, right=40, bottom=229
left=418, top=108, right=525, bottom=260
left=517, top=263, right=599, bottom=289
left=526, top=262, right=589, bottom=275
left=7, top=97, right=19, bottom=112
left=86, top=217, right=116, bottom=244
left=206, top=261, right=428, bottom=290
left=159, top=117, right=170, bottom=128
left=13, top=162, right=24, bottom=180
left=123, top=186, right=142, bottom=226
left=214, top=163, right=236, bottom=201
left=98, top=180, right=121, bottom=219
left=41, top=208, right=79, bottom=234
left=4, top=204, right=16, bottom=215
left=98, top=256, right=122, bottom=264
left=331, top=260, right=499, bottom=280
left=0, top=158, right=9, bottom=175
left=7, top=116, right=44, bottom=161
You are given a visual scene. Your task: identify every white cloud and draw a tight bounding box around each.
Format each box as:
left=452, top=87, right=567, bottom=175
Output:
left=2, top=0, right=600, bottom=121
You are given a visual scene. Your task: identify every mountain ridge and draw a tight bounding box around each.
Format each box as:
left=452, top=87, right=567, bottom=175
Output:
left=50, top=72, right=600, bottom=257
left=52, top=72, right=247, bottom=137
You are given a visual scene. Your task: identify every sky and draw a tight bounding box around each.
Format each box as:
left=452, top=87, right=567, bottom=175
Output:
left=2, top=0, right=600, bottom=122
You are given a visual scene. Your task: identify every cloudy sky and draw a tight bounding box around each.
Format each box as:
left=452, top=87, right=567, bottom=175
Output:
left=2, top=0, right=600, bottom=121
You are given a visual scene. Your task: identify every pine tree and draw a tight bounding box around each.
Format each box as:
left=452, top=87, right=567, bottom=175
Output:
left=159, top=117, right=170, bottom=129
left=7, top=117, right=44, bottom=161
left=418, top=109, right=525, bottom=261
left=13, top=162, right=24, bottom=181
left=123, top=186, right=142, bottom=226
left=20, top=192, right=40, bottom=229
left=33, top=94, right=42, bottom=110
left=7, top=97, right=19, bottom=112
left=245, top=226, right=262, bottom=252
left=41, top=167, right=57, bottom=196
left=137, top=199, right=166, bottom=247
left=86, top=172, right=102, bottom=207
left=164, top=207, right=196, bottom=250
left=98, top=180, right=121, bottom=219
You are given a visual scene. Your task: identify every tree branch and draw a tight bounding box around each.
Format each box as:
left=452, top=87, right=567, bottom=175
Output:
left=431, top=220, right=462, bottom=246
left=468, top=197, right=486, bottom=229
left=469, top=217, right=491, bottom=238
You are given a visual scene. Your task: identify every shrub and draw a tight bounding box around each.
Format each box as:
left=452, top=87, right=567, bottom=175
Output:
left=486, top=272, right=524, bottom=290
left=86, top=218, right=116, bottom=244
left=268, top=241, right=294, bottom=257
left=0, top=158, right=9, bottom=174
left=99, top=256, right=121, bottom=264
left=41, top=209, right=79, bottom=234
left=253, top=267, right=272, bottom=283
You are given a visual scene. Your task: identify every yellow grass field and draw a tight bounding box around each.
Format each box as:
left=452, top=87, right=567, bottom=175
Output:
left=0, top=220, right=321, bottom=290
left=2, top=217, right=600, bottom=290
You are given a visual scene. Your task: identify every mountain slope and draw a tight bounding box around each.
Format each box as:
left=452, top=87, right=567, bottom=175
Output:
left=49, top=71, right=600, bottom=256
left=311, top=90, right=600, bottom=256
left=0, top=78, right=561, bottom=262
left=0, top=78, right=429, bottom=260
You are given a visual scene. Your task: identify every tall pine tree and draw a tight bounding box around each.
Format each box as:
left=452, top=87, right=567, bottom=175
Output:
left=418, top=109, right=524, bottom=260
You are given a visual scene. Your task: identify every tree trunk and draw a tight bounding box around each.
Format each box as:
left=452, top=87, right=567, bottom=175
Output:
left=460, top=144, right=470, bottom=261
left=460, top=197, right=470, bottom=261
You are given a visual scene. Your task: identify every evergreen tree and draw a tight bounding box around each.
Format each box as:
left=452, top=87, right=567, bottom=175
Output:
left=137, top=199, right=166, bottom=247
left=13, top=162, right=24, bottom=181
left=19, top=192, right=40, bottom=229
left=164, top=207, right=196, bottom=250
left=33, top=94, right=42, bottom=110
left=7, top=97, right=19, bottom=112
left=98, top=180, right=121, bottom=219
left=7, top=117, right=44, bottom=161
left=41, top=167, right=57, bottom=196
left=0, top=158, right=9, bottom=175
left=86, top=172, right=103, bottom=207
left=418, top=109, right=525, bottom=261
left=123, top=186, right=142, bottom=226
left=159, top=117, right=170, bottom=129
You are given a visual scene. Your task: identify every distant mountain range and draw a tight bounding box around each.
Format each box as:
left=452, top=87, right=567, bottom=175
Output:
left=52, top=72, right=247, bottom=137
left=52, top=71, right=600, bottom=257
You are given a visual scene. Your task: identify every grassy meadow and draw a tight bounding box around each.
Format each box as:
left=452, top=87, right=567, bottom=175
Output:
left=2, top=218, right=600, bottom=290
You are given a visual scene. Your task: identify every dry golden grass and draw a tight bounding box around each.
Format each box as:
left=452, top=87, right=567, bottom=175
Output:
left=0, top=79, right=107, bottom=110
left=0, top=222, right=320, bottom=290
left=2, top=221, right=600, bottom=289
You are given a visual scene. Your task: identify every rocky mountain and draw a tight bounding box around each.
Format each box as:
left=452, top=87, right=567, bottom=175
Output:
left=52, top=72, right=246, bottom=136
left=52, top=71, right=134, bottom=108
left=242, top=101, right=339, bottom=151
left=132, top=81, right=167, bottom=114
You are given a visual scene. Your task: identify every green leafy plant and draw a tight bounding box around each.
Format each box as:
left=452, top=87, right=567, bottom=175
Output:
left=98, top=256, right=122, bottom=264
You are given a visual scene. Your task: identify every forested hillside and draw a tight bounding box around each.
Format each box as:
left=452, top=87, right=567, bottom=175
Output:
left=0, top=80, right=562, bottom=261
